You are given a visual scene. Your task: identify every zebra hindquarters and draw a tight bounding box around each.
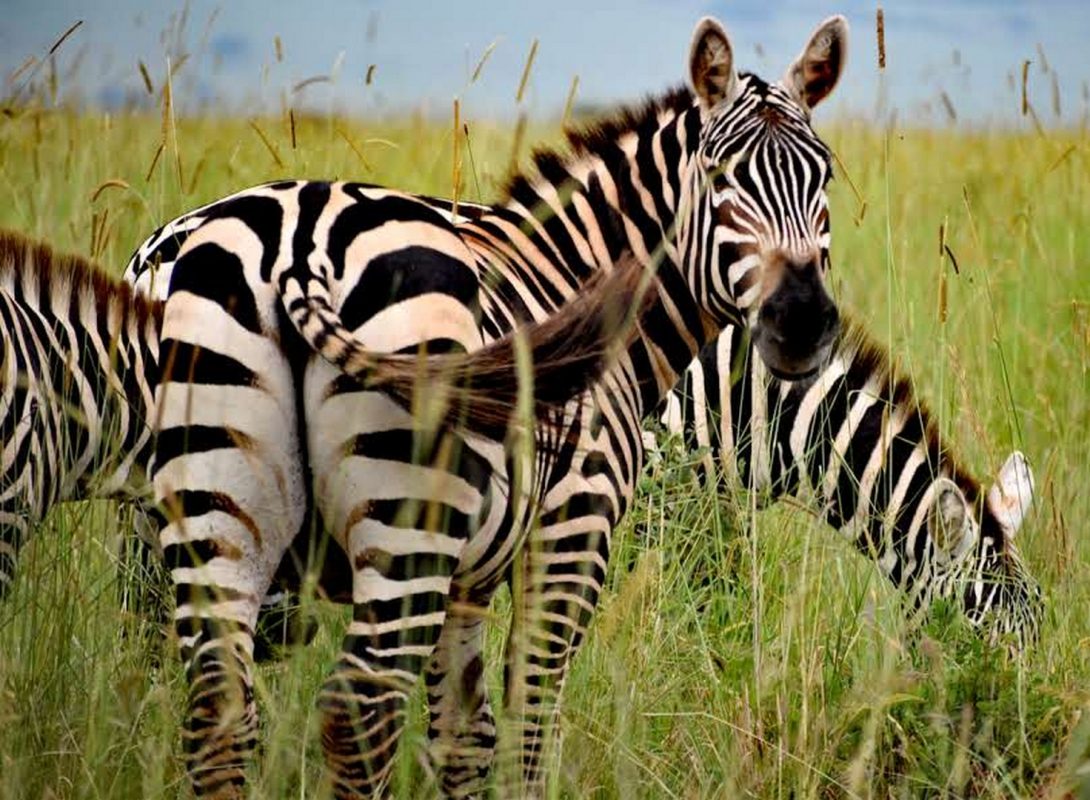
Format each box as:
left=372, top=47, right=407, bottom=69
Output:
left=155, top=296, right=309, bottom=797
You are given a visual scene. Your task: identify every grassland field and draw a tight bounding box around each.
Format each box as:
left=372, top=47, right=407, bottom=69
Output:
left=0, top=101, right=1088, bottom=799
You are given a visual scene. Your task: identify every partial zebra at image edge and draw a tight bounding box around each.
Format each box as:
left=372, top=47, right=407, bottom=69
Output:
left=0, top=228, right=162, bottom=325
left=0, top=228, right=654, bottom=442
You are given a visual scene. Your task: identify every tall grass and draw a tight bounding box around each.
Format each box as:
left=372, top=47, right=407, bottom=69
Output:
left=0, top=99, right=1088, bottom=797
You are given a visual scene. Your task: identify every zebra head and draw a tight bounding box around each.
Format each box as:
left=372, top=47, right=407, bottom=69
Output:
left=927, top=452, right=1042, bottom=646
left=685, top=16, right=847, bottom=380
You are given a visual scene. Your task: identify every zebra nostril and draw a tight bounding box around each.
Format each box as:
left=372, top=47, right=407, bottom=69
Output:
left=823, top=303, right=839, bottom=335
left=759, top=301, right=787, bottom=332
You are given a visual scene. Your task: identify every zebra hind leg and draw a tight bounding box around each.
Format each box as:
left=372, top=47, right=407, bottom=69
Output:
left=165, top=555, right=269, bottom=798
left=501, top=528, right=611, bottom=796
left=318, top=534, right=457, bottom=798
left=114, top=504, right=313, bottom=664
left=425, top=592, right=497, bottom=798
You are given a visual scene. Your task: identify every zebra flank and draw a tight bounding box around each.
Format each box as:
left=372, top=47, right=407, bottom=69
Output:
left=0, top=229, right=160, bottom=597
left=658, top=315, right=1041, bottom=642
left=126, top=14, right=850, bottom=798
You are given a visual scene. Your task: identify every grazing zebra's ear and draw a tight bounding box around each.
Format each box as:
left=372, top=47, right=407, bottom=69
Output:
left=783, top=15, right=849, bottom=112
left=688, top=17, right=738, bottom=110
left=986, top=451, right=1035, bottom=537
left=928, top=478, right=977, bottom=562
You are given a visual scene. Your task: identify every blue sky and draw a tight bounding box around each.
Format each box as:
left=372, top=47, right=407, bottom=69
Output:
left=3, top=1, right=1088, bottom=125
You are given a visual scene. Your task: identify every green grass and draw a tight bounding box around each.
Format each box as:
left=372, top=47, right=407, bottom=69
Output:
left=1, top=103, right=1088, bottom=798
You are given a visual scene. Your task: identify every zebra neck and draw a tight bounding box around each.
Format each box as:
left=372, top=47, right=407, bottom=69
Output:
left=0, top=239, right=162, bottom=502
left=478, top=93, right=708, bottom=367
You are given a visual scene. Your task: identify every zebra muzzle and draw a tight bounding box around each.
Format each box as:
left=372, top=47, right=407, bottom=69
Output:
left=752, top=262, right=839, bottom=379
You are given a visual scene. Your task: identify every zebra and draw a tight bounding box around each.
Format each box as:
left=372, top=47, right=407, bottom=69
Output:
left=647, top=316, right=1041, bottom=643
left=0, top=231, right=161, bottom=603
left=0, top=225, right=340, bottom=658
left=141, top=14, right=850, bottom=798
left=0, top=222, right=618, bottom=603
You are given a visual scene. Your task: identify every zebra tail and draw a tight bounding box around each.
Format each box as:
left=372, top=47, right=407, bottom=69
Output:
left=280, top=254, right=657, bottom=439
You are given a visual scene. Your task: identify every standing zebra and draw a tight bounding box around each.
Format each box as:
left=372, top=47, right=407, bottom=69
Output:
left=648, top=317, right=1041, bottom=641
left=145, top=15, right=849, bottom=798
left=0, top=225, right=620, bottom=613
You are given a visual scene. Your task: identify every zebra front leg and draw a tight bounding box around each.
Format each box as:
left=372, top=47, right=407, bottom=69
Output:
left=318, top=517, right=459, bottom=799
left=116, top=503, right=171, bottom=626
left=425, top=590, right=497, bottom=798
left=0, top=513, right=29, bottom=600
left=502, top=523, right=612, bottom=796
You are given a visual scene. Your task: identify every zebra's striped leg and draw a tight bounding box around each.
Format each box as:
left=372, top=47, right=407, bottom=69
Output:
left=425, top=592, right=496, bottom=798
left=115, top=503, right=310, bottom=663
left=162, top=518, right=299, bottom=797
left=0, top=514, right=29, bottom=600
left=156, top=331, right=308, bottom=797
left=318, top=521, right=457, bottom=798
left=502, top=529, right=611, bottom=796
left=174, top=594, right=262, bottom=798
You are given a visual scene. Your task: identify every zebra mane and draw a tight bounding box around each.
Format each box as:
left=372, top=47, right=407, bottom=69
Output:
left=834, top=313, right=981, bottom=510
left=499, top=85, right=696, bottom=205
left=501, top=70, right=789, bottom=207
left=0, top=228, right=162, bottom=328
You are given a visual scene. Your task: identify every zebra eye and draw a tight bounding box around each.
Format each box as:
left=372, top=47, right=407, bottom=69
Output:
left=710, top=169, right=730, bottom=194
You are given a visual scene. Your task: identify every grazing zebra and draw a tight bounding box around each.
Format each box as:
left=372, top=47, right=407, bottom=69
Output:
left=0, top=231, right=161, bottom=602
left=130, top=15, right=848, bottom=798
left=649, top=316, right=1041, bottom=642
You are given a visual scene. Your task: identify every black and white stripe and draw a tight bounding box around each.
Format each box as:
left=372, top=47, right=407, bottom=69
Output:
left=0, top=230, right=324, bottom=657
left=651, top=317, right=1041, bottom=642
left=126, top=16, right=850, bottom=798
left=0, top=232, right=160, bottom=600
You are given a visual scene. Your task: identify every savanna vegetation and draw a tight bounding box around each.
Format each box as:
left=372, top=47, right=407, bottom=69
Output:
left=1, top=17, right=1088, bottom=799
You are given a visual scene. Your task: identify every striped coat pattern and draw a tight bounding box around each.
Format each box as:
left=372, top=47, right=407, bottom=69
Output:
left=0, top=232, right=160, bottom=602
left=652, top=318, right=1041, bottom=642
left=119, top=16, right=849, bottom=798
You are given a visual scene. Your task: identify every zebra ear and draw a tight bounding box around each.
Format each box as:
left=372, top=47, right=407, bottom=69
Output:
left=688, top=17, right=738, bottom=110
left=783, top=15, right=849, bottom=113
left=986, top=451, right=1035, bottom=537
left=928, top=478, right=976, bottom=561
